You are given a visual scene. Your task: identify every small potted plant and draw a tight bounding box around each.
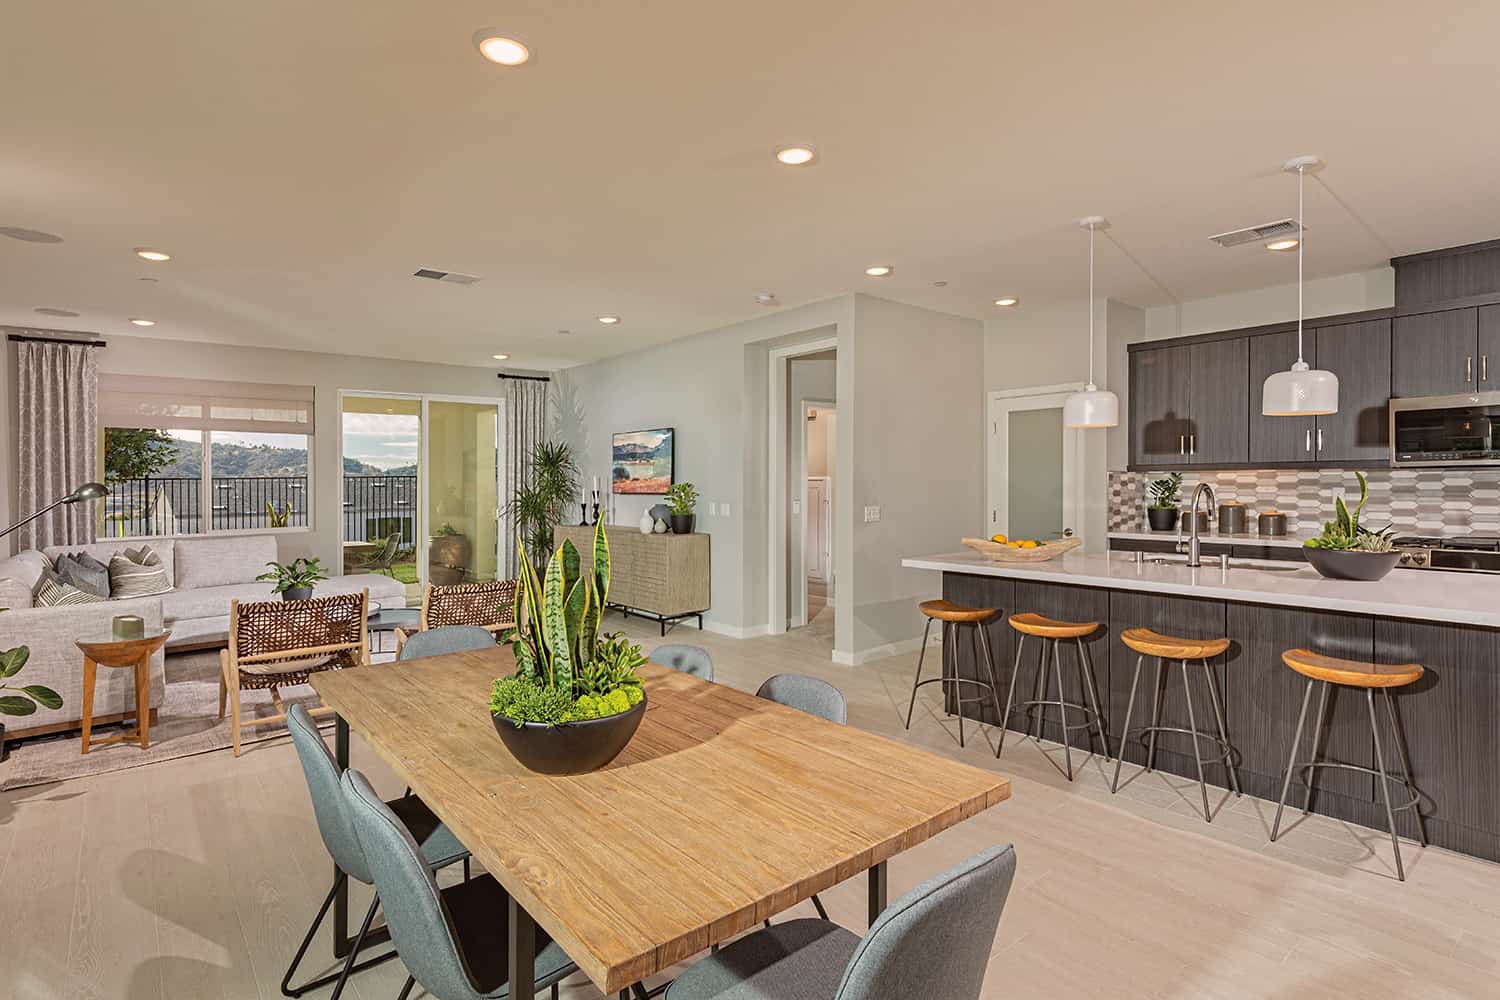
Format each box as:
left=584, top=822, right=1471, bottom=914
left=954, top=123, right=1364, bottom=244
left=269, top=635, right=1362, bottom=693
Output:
left=490, top=519, right=649, bottom=774
left=0, top=645, right=62, bottom=761
left=1146, top=473, right=1183, bottom=531
left=1302, top=472, right=1400, bottom=581
left=666, top=482, right=699, bottom=534
left=256, top=556, right=329, bottom=601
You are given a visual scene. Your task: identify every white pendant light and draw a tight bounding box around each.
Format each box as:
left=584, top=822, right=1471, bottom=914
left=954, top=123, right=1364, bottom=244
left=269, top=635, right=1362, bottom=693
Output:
left=1063, top=216, right=1120, bottom=428
left=1262, top=156, right=1338, bottom=416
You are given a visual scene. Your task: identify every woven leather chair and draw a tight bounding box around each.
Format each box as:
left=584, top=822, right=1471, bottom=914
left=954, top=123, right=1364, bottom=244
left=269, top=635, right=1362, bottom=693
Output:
left=395, top=580, right=517, bottom=654
left=218, top=590, right=368, bottom=757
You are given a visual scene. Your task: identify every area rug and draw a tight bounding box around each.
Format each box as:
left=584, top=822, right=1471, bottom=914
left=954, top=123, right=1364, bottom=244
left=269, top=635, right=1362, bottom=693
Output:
left=0, top=648, right=391, bottom=791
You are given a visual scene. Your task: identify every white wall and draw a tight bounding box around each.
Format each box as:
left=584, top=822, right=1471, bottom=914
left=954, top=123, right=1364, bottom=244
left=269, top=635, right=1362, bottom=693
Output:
left=1142, top=266, right=1394, bottom=341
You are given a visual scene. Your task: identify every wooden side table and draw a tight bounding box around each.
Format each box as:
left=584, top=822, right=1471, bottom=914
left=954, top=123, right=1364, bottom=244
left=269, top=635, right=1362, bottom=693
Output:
left=75, top=631, right=170, bottom=754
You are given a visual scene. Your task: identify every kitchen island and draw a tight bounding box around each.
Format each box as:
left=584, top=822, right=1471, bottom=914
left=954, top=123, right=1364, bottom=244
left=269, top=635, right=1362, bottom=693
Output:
left=901, top=550, right=1500, bottom=863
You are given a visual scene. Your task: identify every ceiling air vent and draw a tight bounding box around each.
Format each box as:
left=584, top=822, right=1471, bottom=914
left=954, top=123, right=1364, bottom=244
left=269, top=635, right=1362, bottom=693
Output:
left=1208, top=218, right=1301, bottom=248
left=412, top=267, right=482, bottom=285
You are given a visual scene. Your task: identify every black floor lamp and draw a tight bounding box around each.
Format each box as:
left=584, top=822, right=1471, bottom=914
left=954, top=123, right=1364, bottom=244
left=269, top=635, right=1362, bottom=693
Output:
left=0, top=482, right=110, bottom=541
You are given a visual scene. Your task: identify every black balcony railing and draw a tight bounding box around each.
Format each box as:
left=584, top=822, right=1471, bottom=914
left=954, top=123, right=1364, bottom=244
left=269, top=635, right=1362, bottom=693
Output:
left=343, top=475, right=418, bottom=543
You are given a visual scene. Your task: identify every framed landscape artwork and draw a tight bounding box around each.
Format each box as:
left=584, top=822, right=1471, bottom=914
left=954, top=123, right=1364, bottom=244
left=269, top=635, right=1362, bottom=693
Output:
left=612, top=427, right=674, bottom=494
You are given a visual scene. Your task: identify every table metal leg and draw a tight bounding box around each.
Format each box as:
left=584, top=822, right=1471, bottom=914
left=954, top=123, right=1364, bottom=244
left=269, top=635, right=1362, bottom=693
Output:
left=333, top=714, right=352, bottom=958
left=510, top=896, right=537, bottom=1000
left=867, top=862, right=887, bottom=928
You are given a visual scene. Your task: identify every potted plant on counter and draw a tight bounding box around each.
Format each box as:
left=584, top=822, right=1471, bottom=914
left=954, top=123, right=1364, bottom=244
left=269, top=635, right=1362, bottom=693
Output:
left=256, top=556, right=329, bottom=601
left=1302, top=472, right=1400, bottom=581
left=1146, top=473, right=1183, bottom=531
left=489, top=518, right=649, bottom=774
left=666, top=481, right=699, bottom=534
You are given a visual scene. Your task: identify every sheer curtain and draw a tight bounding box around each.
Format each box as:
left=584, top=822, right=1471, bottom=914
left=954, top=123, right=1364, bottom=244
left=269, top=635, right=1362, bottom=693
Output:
left=503, top=378, right=547, bottom=578
left=15, top=337, right=100, bottom=549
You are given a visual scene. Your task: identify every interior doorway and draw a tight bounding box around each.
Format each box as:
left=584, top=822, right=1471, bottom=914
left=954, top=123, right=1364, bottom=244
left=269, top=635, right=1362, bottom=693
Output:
left=802, top=403, right=835, bottom=625
left=986, top=385, right=1085, bottom=543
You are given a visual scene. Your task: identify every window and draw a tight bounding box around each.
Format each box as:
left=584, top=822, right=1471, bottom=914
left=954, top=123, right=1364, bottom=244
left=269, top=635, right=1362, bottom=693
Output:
left=99, top=376, right=314, bottom=537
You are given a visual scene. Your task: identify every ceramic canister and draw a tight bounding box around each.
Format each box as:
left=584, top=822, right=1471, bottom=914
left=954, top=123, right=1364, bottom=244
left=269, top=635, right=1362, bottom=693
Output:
left=1258, top=510, right=1288, bottom=536
left=1217, top=501, right=1248, bottom=535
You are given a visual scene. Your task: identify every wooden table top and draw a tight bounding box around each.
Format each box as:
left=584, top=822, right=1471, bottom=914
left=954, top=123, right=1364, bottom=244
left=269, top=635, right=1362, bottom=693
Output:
left=311, top=651, right=1011, bottom=993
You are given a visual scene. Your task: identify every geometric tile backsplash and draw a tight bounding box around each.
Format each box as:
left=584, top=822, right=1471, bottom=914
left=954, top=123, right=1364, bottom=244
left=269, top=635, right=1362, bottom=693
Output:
left=1108, top=467, right=1500, bottom=537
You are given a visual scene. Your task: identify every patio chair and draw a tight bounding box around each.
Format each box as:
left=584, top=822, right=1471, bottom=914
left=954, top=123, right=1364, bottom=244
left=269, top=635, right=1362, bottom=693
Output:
left=218, top=590, right=369, bottom=756
left=394, top=579, right=517, bottom=653
left=348, top=533, right=401, bottom=577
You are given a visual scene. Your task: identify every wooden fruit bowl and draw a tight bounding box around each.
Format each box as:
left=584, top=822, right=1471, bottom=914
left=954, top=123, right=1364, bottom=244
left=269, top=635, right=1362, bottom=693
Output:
left=961, top=536, right=1082, bottom=563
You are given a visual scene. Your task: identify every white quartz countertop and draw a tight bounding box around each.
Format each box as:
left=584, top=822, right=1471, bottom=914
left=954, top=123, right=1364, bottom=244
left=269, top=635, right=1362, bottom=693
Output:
left=901, top=550, right=1500, bottom=629
left=1107, top=529, right=1310, bottom=550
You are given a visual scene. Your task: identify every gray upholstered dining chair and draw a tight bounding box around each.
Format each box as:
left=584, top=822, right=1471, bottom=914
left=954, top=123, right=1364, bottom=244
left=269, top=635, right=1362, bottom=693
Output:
left=399, top=625, right=498, bottom=661
left=652, top=643, right=715, bottom=681
left=283, top=704, right=470, bottom=1000
left=755, top=674, right=848, bottom=922
left=340, top=767, right=579, bottom=1000
left=663, top=844, right=1017, bottom=1000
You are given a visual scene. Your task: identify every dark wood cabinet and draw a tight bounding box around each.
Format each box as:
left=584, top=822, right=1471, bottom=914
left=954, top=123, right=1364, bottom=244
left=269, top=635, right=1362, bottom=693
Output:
left=1129, top=345, right=1191, bottom=466
left=1186, top=338, right=1249, bottom=465
left=1249, top=330, right=1316, bottom=464
left=1314, top=319, right=1391, bottom=462
left=1479, top=305, right=1500, bottom=391
left=1392, top=308, right=1479, bottom=397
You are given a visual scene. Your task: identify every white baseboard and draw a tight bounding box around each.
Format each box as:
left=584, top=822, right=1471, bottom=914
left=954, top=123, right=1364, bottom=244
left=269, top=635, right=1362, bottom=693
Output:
left=833, top=631, right=942, bottom=667
left=699, top=619, right=771, bottom=640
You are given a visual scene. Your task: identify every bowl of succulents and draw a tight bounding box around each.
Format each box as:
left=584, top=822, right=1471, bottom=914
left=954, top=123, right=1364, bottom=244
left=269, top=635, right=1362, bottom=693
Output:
left=489, top=519, right=650, bottom=774
left=1302, top=472, right=1401, bottom=582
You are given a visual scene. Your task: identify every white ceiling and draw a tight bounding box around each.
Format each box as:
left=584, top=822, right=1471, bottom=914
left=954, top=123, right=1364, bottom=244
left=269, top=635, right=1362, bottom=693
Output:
left=3, top=1, right=1499, bottom=369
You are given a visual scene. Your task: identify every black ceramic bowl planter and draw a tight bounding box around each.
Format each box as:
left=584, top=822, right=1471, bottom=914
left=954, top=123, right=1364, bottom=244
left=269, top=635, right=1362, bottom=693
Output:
left=1146, top=508, right=1178, bottom=532
left=1302, top=547, right=1402, bottom=582
left=491, top=695, right=648, bottom=775
left=670, top=513, right=696, bottom=534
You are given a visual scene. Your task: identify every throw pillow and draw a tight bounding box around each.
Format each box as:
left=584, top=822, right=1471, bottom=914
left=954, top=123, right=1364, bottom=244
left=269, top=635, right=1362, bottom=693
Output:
left=56, top=551, right=112, bottom=598
left=34, top=566, right=106, bottom=607
left=108, top=545, right=172, bottom=598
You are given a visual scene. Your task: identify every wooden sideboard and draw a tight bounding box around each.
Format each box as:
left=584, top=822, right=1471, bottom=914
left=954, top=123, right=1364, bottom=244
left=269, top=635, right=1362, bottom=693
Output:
left=555, top=525, right=710, bottom=635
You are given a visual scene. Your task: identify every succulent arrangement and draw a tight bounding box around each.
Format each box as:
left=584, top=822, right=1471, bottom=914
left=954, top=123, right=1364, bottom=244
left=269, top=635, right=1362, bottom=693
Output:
left=1148, top=472, right=1183, bottom=510
left=491, top=518, right=647, bottom=727
left=666, top=481, right=699, bottom=516
left=1304, top=472, right=1395, bottom=552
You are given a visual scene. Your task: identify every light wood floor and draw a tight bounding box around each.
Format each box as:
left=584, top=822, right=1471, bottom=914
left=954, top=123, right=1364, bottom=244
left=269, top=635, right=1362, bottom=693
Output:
left=3, top=611, right=1498, bottom=999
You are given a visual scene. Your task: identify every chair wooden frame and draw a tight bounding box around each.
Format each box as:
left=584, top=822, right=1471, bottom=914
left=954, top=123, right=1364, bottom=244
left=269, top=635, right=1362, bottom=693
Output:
left=394, top=580, right=517, bottom=655
left=219, top=589, right=369, bottom=756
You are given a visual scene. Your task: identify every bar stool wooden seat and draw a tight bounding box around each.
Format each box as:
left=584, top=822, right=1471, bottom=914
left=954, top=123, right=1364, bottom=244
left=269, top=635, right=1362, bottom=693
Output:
left=1272, top=648, right=1426, bottom=881
left=998, top=613, right=1109, bottom=779
left=1110, top=627, right=1240, bottom=822
left=903, top=600, right=1005, bottom=750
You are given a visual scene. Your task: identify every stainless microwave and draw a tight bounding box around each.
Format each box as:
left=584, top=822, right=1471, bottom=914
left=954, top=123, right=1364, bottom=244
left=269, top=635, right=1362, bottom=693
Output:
left=1390, top=392, right=1500, bottom=466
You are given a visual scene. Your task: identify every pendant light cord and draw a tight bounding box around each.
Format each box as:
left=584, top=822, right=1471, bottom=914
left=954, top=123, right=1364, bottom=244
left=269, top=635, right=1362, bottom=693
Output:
left=1087, top=222, right=1096, bottom=385
left=1297, top=164, right=1305, bottom=364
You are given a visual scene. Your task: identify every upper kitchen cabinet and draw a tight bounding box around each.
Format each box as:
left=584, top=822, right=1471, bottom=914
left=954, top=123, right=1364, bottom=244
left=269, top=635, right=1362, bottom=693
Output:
left=1187, top=338, right=1249, bottom=465
left=1392, top=308, right=1479, bottom=397
left=1249, top=330, right=1316, bottom=464
left=1479, top=305, right=1500, bottom=390
left=1314, top=318, right=1391, bottom=462
left=1129, top=344, right=1191, bottom=466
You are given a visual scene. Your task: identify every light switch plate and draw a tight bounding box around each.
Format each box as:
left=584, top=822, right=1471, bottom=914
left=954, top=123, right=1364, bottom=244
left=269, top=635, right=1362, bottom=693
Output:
left=707, top=501, right=717, bottom=516
left=792, top=498, right=801, bottom=513
left=722, top=503, right=731, bottom=518
left=863, top=505, right=881, bottom=523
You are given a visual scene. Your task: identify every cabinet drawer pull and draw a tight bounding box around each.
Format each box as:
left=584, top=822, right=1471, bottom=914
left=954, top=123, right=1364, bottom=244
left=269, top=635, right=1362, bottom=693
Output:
left=1189, top=434, right=1196, bottom=456
left=1305, top=429, right=1312, bottom=453
left=1317, top=428, right=1324, bottom=452
left=1179, top=434, right=1185, bottom=456
left=1485, top=354, right=1490, bottom=383
left=1468, top=355, right=1474, bottom=383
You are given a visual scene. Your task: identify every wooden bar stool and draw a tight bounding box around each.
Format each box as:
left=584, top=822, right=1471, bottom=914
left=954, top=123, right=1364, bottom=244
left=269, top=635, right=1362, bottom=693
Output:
left=1271, top=649, right=1426, bottom=881
left=1110, top=628, right=1239, bottom=822
left=904, top=600, right=1004, bottom=750
left=998, top=613, right=1109, bottom=779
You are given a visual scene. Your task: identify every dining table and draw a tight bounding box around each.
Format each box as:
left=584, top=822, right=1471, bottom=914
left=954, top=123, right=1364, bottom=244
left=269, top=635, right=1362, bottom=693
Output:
left=310, top=648, right=1012, bottom=998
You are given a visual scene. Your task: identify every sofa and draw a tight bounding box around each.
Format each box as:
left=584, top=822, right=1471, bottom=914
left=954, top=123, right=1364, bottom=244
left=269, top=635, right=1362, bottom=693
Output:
left=0, top=534, right=405, bottom=737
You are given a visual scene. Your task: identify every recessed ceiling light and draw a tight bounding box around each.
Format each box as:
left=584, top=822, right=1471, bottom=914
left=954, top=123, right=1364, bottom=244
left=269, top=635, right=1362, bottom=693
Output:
left=993, top=296, right=1020, bottom=307
left=754, top=292, right=779, bottom=306
left=775, top=146, right=817, bottom=166
left=34, top=307, right=80, bottom=317
left=134, top=248, right=171, bottom=261
left=597, top=315, right=621, bottom=325
left=933, top=280, right=948, bottom=288
left=491, top=353, right=510, bottom=361
left=129, top=318, right=156, bottom=327
left=865, top=265, right=893, bottom=277
left=0, top=227, right=63, bottom=244
left=1266, top=238, right=1300, bottom=252
left=557, top=329, right=572, bottom=336
left=474, top=32, right=530, bottom=65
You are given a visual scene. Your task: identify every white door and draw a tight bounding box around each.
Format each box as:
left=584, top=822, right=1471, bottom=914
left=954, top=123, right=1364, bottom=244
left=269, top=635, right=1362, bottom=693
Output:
left=986, top=385, right=1084, bottom=541
left=806, top=477, right=828, bottom=580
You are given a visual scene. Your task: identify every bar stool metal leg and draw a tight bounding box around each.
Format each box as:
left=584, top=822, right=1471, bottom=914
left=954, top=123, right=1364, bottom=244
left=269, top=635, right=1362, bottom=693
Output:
left=1179, top=659, right=1213, bottom=822
left=1301, top=680, right=1331, bottom=814
left=1271, top=679, right=1317, bottom=842
left=1383, top=689, right=1428, bottom=847
left=1028, top=639, right=1051, bottom=743
left=949, top=623, right=965, bottom=749
left=903, top=617, right=936, bottom=730
left=1111, top=653, right=1146, bottom=792
left=974, top=623, right=1007, bottom=757
left=1075, top=638, right=1111, bottom=761
left=1145, top=656, right=1166, bottom=773
left=1368, top=688, right=1407, bottom=882
left=1052, top=638, right=1073, bottom=780
left=996, top=635, right=1026, bottom=758
left=1202, top=658, right=1241, bottom=797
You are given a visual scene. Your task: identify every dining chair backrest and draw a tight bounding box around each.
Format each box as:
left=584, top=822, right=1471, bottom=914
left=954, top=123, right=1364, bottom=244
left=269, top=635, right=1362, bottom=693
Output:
left=755, top=673, right=847, bottom=725
left=651, top=643, right=714, bottom=681
left=836, top=844, right=1017, bottom=1000
left=399, top=625, right=497, bottom=661
left=341, top=767, right=480, bottom=1000
left=287, top=704, right=370, bottom=883
left=420, top=579, right=519, bottom=634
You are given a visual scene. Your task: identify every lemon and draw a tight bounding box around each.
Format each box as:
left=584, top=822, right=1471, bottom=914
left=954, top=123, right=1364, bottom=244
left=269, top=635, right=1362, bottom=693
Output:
left=990, top=533, right=1008, bottom=544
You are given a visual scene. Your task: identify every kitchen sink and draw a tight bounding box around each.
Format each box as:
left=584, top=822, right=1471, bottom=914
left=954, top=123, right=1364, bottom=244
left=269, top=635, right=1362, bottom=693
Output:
left=1137, top=556, right=1305, bottom=572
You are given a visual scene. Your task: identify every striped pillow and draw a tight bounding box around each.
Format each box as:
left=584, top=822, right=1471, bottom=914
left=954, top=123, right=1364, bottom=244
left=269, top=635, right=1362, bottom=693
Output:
left=34, top=567, right=106, bottom=607
left=108, top=545, right=172, bottom=598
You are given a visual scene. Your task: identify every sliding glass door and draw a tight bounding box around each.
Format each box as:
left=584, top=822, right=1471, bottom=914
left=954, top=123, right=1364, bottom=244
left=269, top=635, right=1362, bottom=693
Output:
left=425, top=399, right=500, bottom=586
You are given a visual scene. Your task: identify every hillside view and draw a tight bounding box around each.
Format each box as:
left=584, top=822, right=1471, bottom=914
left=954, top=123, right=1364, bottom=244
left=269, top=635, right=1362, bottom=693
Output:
left=136, top=439, right=416, bottom=478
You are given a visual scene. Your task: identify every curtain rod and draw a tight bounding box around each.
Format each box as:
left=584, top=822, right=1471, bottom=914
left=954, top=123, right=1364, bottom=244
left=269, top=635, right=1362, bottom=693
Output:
left=7, top=334, right=108, bottom=347
left=496, top=372, right=550, bottom=383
